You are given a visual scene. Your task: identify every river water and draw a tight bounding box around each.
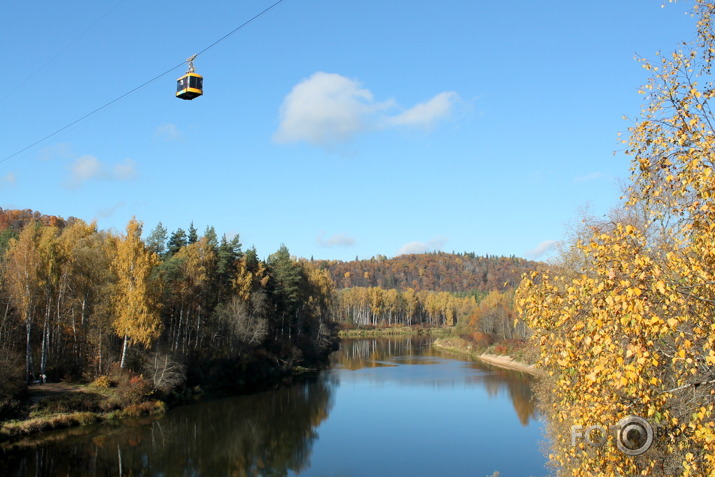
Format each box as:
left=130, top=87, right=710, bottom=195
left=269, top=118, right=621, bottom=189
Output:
left=1, top=337, right=548, bottom=476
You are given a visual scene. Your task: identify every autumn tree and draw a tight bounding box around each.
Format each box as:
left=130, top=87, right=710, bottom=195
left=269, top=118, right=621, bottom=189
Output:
left=517, top=2, right=715, bottom=474
left=3, top=221, right=41, bottom=383
left=0, top=209, right=340, bottom=397
left=59, top=221, right=114, bottom=375
left=112, top=218, right=162, bottom=368
left=167, top=237, right=216, bottom=352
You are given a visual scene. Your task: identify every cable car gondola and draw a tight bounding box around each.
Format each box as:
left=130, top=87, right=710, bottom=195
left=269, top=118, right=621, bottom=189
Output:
left=176, top=54, right=203, bottom=100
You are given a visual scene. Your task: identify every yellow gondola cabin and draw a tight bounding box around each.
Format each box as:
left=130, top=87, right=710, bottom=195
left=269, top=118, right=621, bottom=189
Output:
left=176, top=55, right=203, bottom=100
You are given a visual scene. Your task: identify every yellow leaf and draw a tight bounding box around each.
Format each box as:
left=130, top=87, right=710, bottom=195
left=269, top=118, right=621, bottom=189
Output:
left=656, top=280, right=666, bottom=294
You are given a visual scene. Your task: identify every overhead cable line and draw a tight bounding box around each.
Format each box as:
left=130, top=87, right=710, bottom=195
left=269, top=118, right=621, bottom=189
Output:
left=1, top=0, right=288, bottom=166
left=194, top=0, right=286, bottom=58
left=0, top=63, right=185, bottom=165
left=0, top=0, right=129, bottom=105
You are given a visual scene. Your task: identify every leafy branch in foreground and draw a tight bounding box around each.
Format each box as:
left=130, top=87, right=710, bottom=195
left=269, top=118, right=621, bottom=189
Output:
left=517, top=1, right=715, bottom=475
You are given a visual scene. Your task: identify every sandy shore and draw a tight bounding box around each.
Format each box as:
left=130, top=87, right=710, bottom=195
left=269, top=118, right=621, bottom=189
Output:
left=476, top=353, right=542, bottom=376
left=432, top=338, right=542, bottom=376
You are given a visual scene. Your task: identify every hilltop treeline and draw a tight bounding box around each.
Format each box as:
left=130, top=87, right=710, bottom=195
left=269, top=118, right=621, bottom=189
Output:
left=312, top=252, right=539, bottom=333
left=0, top=212, right=338, bottom=414
left=313, top=252, right=540, bottom=292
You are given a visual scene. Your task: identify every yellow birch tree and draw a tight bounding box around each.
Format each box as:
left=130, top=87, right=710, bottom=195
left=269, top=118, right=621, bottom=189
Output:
left=517, top=2, right=715, bottom=474
left=3, top=221, right=41, bottom=383
left=112, top=218, right=161, bottom=368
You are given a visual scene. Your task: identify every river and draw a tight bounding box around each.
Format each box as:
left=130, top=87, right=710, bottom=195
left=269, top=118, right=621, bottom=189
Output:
left=1, top=337, right=548, bottom=476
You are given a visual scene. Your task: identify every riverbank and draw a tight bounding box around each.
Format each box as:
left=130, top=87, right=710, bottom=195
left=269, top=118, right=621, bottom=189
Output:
left=0, top=380, right=168, bottom=444
left=0, top=361, right=327, bottom=444
left=432, top=337, right=542, bottom=376
left=338, top=325, right=452, bottom=338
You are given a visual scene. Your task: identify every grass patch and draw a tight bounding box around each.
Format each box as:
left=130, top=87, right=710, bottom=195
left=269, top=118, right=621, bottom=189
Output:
left=1, top=371, right=168, bottom=442
left=1, top=412, right=101, bottom=440
left=30, top=391, right=106, bottom=417
left=432, top=337, right=483, bottom=358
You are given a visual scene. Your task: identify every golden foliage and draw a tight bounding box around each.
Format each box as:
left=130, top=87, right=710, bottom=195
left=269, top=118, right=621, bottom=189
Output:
left=517, top=2, right=715, bottom=474
left=111, top=218, right=162, bottom=349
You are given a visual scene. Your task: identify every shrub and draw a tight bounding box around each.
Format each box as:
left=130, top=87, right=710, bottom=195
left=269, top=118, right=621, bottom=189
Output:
left=470, top=331, right=494, bottom=348
left=109, top=368, right=152, bottom=406
left=91, top=375, right=112, bottom=388
left=118, top=400, right=166, bottom=418
left=493, top=344, right=508, bottom=355
left=143, top=352, right=186, bottom=394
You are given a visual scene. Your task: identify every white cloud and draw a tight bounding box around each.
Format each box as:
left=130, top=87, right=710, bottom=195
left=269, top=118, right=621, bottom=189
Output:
left=113, top=159, right=138, bottom=180
left=274, top=72, right=460, bottom=147
left=64, top=155, right=138, bottom=189
left=573, top=172, right=604, bottom=183
left=274, top=72, right=392, bottom=147
left=67, top=155, right=103, bottom=187
left=155, top=123, right=182, bottom=141
left=317, top=233, right=356, bottom=248
left=397, top=236, right=447, bottom=255
left=0, top=173, right=17, bottom=190
left=384, top=91, right=459, bottom=129
left=525, top=240, right=559, bottom=259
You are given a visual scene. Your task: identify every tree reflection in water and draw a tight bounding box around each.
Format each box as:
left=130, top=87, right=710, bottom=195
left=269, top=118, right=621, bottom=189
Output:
left=1, top=337, right=540, bottom=476
left=1, top=373, right=337, bottom=476
left=336, top=337, right=537, bottom=425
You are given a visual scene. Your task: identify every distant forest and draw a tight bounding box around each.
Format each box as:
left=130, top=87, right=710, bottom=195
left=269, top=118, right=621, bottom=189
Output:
left=313, top=252, right=541, bottom=293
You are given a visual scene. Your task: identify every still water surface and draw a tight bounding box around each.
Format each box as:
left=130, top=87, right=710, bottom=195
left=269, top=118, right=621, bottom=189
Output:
left=1, top=337, right=547, bottom=476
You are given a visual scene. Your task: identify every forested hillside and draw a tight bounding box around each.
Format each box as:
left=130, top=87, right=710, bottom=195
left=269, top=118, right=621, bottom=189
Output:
left=0, top=211, right=338, bottom=419
left=313, top=252, right=540, bottom=292
left=307, top=253, right=541, bottom=334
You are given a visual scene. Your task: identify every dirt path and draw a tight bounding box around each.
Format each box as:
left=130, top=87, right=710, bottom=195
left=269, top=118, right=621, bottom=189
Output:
left=27, top=383, right=84, bottom=404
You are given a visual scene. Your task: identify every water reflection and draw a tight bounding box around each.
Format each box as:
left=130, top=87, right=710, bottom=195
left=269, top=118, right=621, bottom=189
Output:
left=336, top=337, right=537, bottom=425
left=1, top=337, right=542, bottom=476
left=1, top=373, right=337, bottom=476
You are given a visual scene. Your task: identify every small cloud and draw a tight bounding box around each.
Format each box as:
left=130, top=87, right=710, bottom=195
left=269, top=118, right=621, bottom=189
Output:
left=38, top=143, right=72, bottom=161
left=66, top=155, right=103, bottom=188
left=574, top=172, right=604, bottom=183
left=525, top=240, right=559, bottom=259
left=96, top=201, right=125, bottom=218
left=384, top=91, right=459, bottom=129
left=0, top=172, right=17, bottom=190
left=155, top=123, right=182, bottom=142
left=274, top=72, right=460, bottom=148
left=113, top=159, right=137, bottom=180
left=64, top=155, right=138, bottom=189
left=317, top=233, right=356, bottom=248
left=397, top=236, right=447, bottom=255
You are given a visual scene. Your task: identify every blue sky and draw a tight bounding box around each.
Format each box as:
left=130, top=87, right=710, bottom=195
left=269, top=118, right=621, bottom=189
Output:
left=0, top=1, right=697, bottom=261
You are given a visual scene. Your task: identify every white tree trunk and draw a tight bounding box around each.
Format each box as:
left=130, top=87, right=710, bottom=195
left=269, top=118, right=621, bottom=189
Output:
left=120, top=335, right=129, bottom=368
